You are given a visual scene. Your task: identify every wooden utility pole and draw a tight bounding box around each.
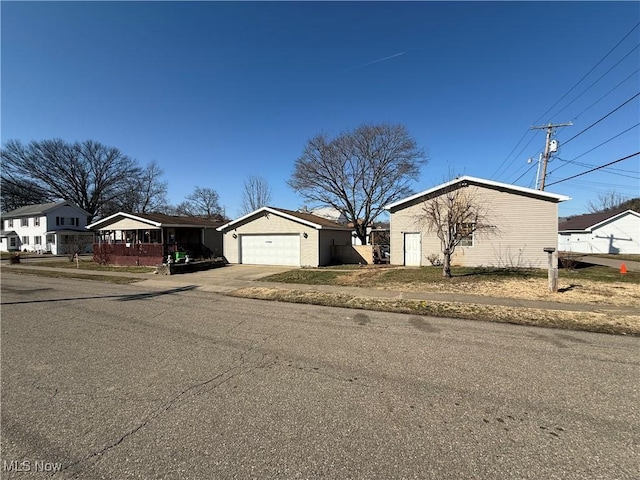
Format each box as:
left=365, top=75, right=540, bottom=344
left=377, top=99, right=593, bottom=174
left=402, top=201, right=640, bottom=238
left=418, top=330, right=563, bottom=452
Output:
left=530, top=122, right=572, bottom=190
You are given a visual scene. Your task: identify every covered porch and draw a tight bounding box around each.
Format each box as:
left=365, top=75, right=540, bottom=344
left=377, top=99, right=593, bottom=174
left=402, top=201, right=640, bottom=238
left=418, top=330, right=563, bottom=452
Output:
left=88, top=212, right=224, bottom=266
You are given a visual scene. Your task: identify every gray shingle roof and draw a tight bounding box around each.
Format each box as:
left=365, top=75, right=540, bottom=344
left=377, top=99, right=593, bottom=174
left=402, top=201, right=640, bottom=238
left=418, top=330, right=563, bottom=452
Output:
left=2, top=201, right=89, bottom=217
left=269, top=207, right=351, bottom=230
left=558, top=209, right=638, bottom=231
left=130, top=212, right=225, bottom=227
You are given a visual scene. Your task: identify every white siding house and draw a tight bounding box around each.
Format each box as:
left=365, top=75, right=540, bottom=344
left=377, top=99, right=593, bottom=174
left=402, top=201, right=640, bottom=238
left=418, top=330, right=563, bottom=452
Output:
left=385, top=176, right=570, bottom=268
left=1, top=201, right=93, bottom=255
left=558, top=209, right=640, bottom=254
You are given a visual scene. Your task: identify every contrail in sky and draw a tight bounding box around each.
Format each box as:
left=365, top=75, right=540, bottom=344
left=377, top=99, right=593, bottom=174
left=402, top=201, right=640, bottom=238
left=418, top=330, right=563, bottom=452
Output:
left=344, top=52, right=405, bottom=71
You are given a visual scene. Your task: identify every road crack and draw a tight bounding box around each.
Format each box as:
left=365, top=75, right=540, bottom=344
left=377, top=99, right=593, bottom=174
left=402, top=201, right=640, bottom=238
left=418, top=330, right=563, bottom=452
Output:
left=56, top=341, right=277, bottom=477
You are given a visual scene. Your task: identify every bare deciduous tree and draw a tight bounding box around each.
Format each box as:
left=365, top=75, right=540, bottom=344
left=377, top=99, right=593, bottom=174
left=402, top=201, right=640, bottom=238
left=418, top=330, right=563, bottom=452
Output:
left=101, top=161, right=168, bottom=215
left=1, top=139, right=141, bottom=221
left=586, top=191, right=630, bottom=213
left=0, top=174, right=54, bottom=212
left=133, top=161, right=168, bottom=213
left=420, top=181, right=495, bottom=277
left=288, top=123, right=426, bottom=244
left=241, top=175, right=272, bottom=214
left=176, top=186, right=222, bottom=219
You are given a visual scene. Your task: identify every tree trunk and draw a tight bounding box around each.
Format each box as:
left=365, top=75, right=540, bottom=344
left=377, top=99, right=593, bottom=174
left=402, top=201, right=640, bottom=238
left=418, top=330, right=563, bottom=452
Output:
left=442, top=250, right=452, bottom=278
left=355, top=225, right=368, bottom=245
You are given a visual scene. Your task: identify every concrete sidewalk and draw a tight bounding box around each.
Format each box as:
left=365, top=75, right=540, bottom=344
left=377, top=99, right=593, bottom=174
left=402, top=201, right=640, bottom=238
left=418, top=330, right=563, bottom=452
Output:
left=3, top=263, right=637, bottom=315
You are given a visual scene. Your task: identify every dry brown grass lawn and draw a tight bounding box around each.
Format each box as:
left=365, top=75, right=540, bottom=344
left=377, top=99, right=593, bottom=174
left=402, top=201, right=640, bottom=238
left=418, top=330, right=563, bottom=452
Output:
left=229, top=286, right=640, bottom=336
left=330, top=268, right=640, bottom=307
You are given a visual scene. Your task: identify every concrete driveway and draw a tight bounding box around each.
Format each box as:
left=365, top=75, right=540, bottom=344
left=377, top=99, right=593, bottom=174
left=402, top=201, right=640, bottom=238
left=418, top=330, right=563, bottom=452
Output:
left=182, top=263, right=297, bottom=281
left=139, top=264, right=298, bottom=292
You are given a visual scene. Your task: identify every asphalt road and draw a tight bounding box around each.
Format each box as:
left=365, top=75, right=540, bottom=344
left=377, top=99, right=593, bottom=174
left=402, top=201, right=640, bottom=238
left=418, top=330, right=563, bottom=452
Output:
left=1, top=273, right=638, bottom=479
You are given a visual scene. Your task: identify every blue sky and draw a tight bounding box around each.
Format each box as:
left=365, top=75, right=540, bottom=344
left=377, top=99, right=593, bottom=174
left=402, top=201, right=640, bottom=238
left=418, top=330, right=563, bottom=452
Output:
left=2, top=1, right=639, bottom=218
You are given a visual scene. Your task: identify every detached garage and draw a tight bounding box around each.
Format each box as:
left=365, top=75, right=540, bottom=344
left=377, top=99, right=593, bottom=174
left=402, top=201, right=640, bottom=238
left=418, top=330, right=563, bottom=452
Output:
left=217, top=207, right=352, bottom=267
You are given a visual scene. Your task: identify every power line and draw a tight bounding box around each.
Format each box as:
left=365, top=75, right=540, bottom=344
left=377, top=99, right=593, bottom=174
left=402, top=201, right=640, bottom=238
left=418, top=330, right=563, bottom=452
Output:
left=571, top=67, right=640, bottom=120
left=493, top=130, right=543, bottom=180
left=492, top=129, right=533, bottom=179
left=546, top=152, right=640, bottom=187
left=492, top=22, right=640, bottom=183
left=532, top=22, right=640, bottom=125
left=548, top=44, right=640, bottom=121
left=562, top=92, right=640, bottom=145
left=512, top=162, right=538, bottom=184
left=554, top=157, right=639, bottom=180
left=549, top=122, right=640, bottom=174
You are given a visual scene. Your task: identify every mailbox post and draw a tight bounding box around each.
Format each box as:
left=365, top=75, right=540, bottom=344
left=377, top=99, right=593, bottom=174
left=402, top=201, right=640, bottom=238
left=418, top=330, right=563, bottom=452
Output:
left=543, top=247, right=558, bottom=293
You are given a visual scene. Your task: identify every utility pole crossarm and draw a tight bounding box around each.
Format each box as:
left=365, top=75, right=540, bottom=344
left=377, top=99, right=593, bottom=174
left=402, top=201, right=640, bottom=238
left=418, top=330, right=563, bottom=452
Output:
left=530, top=122, right=573, bottom=190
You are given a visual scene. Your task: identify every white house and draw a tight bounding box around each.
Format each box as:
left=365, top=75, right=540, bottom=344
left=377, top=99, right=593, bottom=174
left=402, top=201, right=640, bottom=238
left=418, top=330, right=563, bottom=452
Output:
left=558, top=209, right=640, bottom=254
left=1, top=201, right=94, bottom=255
left=310, top=206, right=348, bottom=225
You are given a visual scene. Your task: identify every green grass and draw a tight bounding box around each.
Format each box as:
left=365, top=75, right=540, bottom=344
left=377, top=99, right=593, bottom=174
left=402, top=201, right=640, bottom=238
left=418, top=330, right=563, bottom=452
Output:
left=261, top=265, right=639, bottom=286
left=22, top=259, right=155, bottom=274
left=1, top=252, right=35, bottom=260
left=263, top=269, right=348, bottom=284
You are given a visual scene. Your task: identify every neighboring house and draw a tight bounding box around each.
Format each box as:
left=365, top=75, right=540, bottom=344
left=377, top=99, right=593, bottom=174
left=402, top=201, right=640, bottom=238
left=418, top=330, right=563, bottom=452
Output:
left=310, top=206, right=348, bottom=225
left=87, top=212, right=224, bottom=266
left=217, top=206, right=353, bottom=267
left=310, top=207, right=382, bottom=246
left=385, top=176, right=570, bottom=268
left=0, top=201, right=93, bottom=255
left=558, top=209, right=640, bottom=254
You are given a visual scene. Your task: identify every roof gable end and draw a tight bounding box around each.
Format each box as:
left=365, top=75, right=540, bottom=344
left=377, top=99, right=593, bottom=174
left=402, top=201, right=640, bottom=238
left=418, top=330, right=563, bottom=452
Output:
left=384, top=175, right=570, bottom=211
left=217, top=206, right=350, bottom=231
left=559, top=209, right=640, bottom=232
left=2, top=201, right=90, bottom=218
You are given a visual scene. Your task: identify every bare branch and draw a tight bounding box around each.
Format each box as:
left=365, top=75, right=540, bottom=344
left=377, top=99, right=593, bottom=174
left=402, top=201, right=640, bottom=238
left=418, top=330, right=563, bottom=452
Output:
left=420, top=182, right=496, bottom=277
left=177, top=186, right=222, bottom=219
left=288, top=123, right=426, bottom=244
left=241, top=175, right=272, bottom=214
left=1, top=139, right=141, bottom=221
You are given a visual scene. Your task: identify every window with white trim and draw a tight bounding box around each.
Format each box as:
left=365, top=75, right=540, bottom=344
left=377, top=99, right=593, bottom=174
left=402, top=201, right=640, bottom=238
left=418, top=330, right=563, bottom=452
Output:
left=458, top=223, right=475, bottom=247
left=7, top=219, right=13, bottom=228
left=21, top=236, right=29, bottom=245
left=34, top=236, right=42, bottom=245
left=34, top=217, right=40, bottom=226
left=21, top=218, right=28, bottom=227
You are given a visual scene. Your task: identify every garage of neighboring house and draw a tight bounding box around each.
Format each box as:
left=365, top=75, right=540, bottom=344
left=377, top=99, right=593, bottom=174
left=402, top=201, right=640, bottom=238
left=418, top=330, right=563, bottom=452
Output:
left=217, top=207, right=353, bottom=267
left=558, top=209, right=640, bottom=254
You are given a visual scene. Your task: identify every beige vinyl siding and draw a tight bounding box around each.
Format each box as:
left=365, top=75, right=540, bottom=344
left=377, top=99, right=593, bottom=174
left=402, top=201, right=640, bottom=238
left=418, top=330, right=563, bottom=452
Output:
left=223, top=212, right=318, bottom=266
left=389, top=210, right=439, bottom=266
left=102, top=218, right=160, bottom=231
left=390, top=184, right=560, bottom=268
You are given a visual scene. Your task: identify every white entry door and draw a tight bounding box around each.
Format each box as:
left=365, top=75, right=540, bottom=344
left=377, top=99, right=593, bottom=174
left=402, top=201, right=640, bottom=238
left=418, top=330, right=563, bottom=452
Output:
left=240, top=234, right=301, bottom=266
left=404, top=233, right=421, bottom=266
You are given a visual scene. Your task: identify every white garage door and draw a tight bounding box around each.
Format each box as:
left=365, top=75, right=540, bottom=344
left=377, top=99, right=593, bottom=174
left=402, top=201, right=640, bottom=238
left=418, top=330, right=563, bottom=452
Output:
left=240, top=234, right=301, bottom=266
